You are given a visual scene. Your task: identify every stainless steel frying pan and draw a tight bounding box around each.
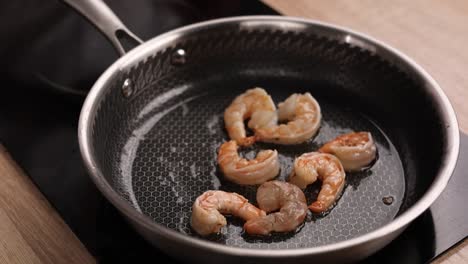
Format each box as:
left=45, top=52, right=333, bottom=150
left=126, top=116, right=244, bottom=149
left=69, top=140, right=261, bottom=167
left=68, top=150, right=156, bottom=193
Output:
left=65, top=0, right=459, bottom=263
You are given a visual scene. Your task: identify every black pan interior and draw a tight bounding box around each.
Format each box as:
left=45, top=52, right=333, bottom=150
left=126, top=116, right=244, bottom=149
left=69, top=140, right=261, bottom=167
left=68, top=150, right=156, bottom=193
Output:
left=90, top=25, right=446, bottom=248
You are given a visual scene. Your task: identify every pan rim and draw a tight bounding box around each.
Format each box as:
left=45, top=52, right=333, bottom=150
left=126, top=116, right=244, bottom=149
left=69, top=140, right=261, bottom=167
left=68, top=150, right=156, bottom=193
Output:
left=78, top=15, right=460, bottom=257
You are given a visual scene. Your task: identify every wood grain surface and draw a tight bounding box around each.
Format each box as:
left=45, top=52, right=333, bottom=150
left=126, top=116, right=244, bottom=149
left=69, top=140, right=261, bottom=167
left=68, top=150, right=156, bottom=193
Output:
left=0, top=145, right=95, bottom=264
left=432, top=239, right=468, bottom=264
left=262, top=1, right=468, bottom=262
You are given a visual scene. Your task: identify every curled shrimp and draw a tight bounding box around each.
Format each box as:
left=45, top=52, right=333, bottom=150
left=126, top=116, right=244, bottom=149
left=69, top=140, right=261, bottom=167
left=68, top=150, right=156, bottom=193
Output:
left=319, top=131, right=377, bottom=172
left=191, top=190, right=266, bottom=236
left=289, top=152, right=345, bottom=213
left=224, top=88, right=277, bottom=146
left=244, top=181, right=308, bottom=235
left=255, top=93, right=321, bottom=145
left=217, top=140, right=280, bottom=185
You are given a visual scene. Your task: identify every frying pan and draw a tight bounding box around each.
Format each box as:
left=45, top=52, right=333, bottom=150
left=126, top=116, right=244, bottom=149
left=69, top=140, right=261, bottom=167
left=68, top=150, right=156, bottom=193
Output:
left=66, top=0, right=459, bottom=263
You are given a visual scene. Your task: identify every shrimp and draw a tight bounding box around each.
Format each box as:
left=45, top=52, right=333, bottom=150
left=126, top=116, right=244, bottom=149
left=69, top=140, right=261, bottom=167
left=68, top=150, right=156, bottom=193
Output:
left=217, top=140, right=280, bottom=185
left=244, top=181, right=308, bottom=235
left=254, top=93, right=321, bottom=145
left=289, top=152, right=345, bottom=213
left=319, top=131, right=377, bottom=172
left=224, top=88, right=277, bottom=146
left=191, top=190, right=266, bottom=236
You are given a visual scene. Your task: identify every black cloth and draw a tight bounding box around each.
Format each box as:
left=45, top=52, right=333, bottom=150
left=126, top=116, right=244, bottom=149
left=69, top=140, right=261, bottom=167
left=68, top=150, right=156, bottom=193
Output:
left=1, top=0, right=269, bottom=95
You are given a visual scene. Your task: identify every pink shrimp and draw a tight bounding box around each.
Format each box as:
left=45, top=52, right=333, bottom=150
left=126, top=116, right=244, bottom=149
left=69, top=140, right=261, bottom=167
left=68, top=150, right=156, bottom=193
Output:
left=217, top=140, right=280, bottom=185
left=224, top=88, right=277, bottom=146
left=191, top=190, right=266, bottom=236
left=254, top=93, right=321, bottom=145
left=244, top=181, right=308, bottom=235
left=319, top=131, right=377, bottom=172
left=289, top=152, right=346, bottom=213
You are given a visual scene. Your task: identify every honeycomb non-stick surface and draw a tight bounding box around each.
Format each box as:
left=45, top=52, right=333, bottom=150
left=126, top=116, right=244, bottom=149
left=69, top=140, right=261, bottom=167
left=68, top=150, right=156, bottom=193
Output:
left=117, top=86, right=405, bottom=249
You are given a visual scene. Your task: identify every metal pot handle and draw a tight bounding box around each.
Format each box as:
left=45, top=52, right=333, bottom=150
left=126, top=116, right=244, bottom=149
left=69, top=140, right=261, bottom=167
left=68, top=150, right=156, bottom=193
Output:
left=63, top=0, right=143, bottom=56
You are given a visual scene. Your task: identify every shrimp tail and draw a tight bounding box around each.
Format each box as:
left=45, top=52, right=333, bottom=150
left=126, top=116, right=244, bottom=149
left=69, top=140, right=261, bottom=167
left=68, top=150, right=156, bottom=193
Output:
left=318, top=144, right=331, bottom=153
left=308, top=201, right=326, bottom=213
left=238, top=136, right=257, bottom=147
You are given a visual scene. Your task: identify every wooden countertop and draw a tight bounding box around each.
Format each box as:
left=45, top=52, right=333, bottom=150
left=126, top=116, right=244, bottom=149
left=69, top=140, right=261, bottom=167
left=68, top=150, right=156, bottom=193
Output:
left=0, top=146, right=94, bottom=263
left=0, top=0, right=467, bottom=263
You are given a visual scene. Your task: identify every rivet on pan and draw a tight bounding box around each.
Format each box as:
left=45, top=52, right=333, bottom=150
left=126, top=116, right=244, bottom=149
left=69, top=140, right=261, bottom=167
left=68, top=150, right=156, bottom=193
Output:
left=122, top=78, right=133, bottom=97
left=382, top=196, right=394, bottom=205
left=171, top=49, right=187, bottom=66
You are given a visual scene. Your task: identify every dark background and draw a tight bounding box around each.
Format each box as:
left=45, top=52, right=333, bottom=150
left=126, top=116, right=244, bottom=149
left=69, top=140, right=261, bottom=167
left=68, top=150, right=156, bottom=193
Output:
left=0, top=1, right=466, bottom=263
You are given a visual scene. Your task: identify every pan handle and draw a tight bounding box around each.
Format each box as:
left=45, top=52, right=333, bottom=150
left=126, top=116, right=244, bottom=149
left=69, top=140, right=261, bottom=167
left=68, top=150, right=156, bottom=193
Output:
left=62, top=0, right=143, bottom=56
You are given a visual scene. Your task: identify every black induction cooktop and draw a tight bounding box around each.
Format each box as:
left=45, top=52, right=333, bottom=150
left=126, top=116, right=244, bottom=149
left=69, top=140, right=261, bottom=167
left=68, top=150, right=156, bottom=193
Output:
left=1, top=1, right=466, bottom=263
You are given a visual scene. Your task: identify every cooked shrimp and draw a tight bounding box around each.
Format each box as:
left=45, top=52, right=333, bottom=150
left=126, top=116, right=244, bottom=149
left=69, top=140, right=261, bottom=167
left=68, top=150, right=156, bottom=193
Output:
left=217, top=140, right=280, bottom=185
left=244, top=181, right=308, bottom=235
left=191, top=190, right=265, bottom=236
left=255, top=93, right=321, bottom=145
left=289, top=152, right=345, bottom=213
left=224, top=88, right=277, bottom=146
left=319, top=131, right=377, bottom=172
